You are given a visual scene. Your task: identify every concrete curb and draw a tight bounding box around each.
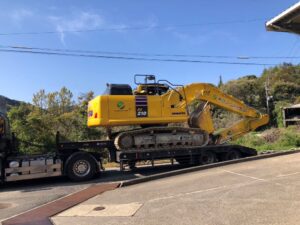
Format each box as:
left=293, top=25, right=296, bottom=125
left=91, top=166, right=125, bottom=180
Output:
left=120, top=150, right=300, bottom=187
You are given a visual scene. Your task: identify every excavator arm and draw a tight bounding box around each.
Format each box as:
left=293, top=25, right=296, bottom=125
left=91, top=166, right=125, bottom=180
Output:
left=166, top=83, right=269, bottom=144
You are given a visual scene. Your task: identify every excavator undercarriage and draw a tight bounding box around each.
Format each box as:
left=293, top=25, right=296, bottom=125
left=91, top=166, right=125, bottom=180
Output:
left=114, top=127, right=209, bottom=151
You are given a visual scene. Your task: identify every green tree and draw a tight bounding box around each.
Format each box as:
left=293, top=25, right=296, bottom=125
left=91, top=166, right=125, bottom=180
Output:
left=221, top=75, right=262, bottom=108
left=272, top=81, right=300, bottom=102
left=32, top=89, right=47, bottom=110
left=218, top=75, right=223, bottom=88
left=58, top=87, right=74, bottom=114
left=8, top=88, right=103, bottom=154
left=47, top=92, right=59, bottom=115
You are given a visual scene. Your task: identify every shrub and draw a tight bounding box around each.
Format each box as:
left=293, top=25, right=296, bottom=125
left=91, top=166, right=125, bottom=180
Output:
left=234, top=127, right=300, bottom=151
left=278, top=127, right=300, bottom=147
left=261, top=128, right=281, bottom=143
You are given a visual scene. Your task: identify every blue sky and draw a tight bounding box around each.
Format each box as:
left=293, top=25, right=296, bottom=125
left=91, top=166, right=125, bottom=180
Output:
left=0, top=0, right=299, bottom=102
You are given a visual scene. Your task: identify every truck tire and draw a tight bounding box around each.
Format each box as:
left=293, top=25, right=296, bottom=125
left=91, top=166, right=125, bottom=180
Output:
left=66, top=152, right=97, bottom=182
left=199, top=151, right=216, bottom=165
left=222, top=150, right=241, bottom=161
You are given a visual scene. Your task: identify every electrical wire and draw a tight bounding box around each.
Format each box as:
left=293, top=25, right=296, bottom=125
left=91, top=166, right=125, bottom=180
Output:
left=0, top=48, right=276, bottom=66
left=2, top=45, right=300, bottom=60
left=0, top=18, right=267, bottom=36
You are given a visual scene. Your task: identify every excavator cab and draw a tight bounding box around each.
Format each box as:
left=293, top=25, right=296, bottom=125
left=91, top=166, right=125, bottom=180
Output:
left=134, top=74, right=169, bottom=95
left=103, top=75, right=170, bottom=96
left=134, top=84, right=169, bottom=95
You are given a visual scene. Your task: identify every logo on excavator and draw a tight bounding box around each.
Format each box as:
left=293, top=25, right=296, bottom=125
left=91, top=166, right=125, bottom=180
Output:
left=117, top=101, right=125, bottom=110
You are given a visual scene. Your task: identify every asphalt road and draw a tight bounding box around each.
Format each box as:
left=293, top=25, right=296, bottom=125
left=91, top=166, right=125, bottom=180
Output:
left=0, top=163, right=183, bottom=222
left=51, top=152, right=300, bottom=225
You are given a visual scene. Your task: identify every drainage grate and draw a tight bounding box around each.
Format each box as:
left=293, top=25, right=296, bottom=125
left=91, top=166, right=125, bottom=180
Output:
left=0, top=203, right=12, bottom=209
left=94, top=206, right=105, bottom=211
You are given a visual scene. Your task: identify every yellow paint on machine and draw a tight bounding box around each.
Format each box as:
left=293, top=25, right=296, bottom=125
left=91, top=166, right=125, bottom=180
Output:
left=88, top=94, right=188, bottom=127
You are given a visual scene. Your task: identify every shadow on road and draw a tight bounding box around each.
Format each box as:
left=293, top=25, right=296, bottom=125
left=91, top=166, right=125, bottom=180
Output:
left=0, top=163, right=186, bottom=192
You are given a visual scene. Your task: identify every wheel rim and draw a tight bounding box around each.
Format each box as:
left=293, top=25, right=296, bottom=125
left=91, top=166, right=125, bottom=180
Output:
left=73, top=160, right=91, bottom=177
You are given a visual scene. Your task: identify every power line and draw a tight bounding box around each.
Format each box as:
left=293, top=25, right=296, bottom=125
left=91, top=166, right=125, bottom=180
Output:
left=3, top=45, right=300, bottom=60
left=0, top=48, right=276, bottom=66
left=0, top=18, right=267, bottom=36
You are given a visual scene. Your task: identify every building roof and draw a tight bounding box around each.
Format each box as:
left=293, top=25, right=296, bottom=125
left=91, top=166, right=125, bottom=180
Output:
left=266, top=2, right=300, bottom=34
left=284, top=104, right=300, bottom=109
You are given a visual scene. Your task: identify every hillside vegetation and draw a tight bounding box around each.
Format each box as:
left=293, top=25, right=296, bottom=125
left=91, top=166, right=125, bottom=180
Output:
left=6, top=63, right=300, bottom=153
left=218, top=63, right=300, bottom=150
left=235, top=127, right=300, bottom=152
left=0, top=95, right=21, bottom=113
left=8, top=89, right=104, bottom=153
left=216, top=63, right=300, bottom=127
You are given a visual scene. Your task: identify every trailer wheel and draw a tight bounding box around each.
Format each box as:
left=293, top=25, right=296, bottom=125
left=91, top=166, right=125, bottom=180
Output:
left=199, top=151, right=216, bottom=165
left=66, top=153, right=97, bottom=182
left=222, top=150, right=241, bottom=161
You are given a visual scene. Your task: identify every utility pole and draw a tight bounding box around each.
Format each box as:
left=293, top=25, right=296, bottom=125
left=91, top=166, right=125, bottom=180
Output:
left=264, top=75, right=272, bottom=115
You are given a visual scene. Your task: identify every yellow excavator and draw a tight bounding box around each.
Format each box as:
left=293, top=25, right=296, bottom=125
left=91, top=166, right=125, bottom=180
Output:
left=88, top=75, right=269, bottom=152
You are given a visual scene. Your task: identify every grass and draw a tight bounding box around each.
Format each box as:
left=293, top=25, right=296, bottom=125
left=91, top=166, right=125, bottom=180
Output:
left=234, top=126, right=300, bottom=152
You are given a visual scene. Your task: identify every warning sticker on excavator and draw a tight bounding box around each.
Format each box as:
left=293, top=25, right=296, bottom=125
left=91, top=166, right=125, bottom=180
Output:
left=135, top=96, right=148, bottom=117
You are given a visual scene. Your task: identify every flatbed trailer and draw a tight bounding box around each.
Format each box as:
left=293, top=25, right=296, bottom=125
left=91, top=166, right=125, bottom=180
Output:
left=1, top=132, right=257, bottom=184
left=57, top=131, right=257, bottom=167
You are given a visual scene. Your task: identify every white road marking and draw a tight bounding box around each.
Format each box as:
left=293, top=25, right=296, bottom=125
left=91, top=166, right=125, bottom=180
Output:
left=149, top=186, right=226, bottom=202
left=276, top=172, right=300, bottom=177
left=221, top=169, right=266, bottom=181
left=222, top=169, right=286, bottom=187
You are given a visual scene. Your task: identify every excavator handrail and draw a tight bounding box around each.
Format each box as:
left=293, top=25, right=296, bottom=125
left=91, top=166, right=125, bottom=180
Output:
left=157, top=79, right=183, bottom=87
left=157, top=79, right=186, bottom=101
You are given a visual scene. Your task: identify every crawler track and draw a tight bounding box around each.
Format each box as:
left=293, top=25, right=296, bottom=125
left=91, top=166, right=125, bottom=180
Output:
left=114, top=127, right=209, bottom=152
